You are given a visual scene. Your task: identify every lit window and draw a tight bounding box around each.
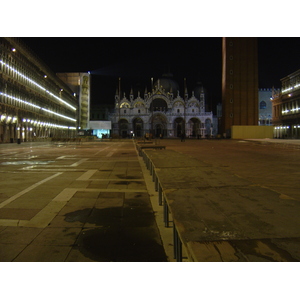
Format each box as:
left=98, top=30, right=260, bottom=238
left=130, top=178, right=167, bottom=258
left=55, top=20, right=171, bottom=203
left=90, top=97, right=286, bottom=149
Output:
left=260, top=101, right=266, bottom=109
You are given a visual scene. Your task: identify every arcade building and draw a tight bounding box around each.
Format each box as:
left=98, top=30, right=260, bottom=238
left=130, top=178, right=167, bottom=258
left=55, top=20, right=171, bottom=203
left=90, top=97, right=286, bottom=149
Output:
left=272, top=68, right=300, bottom=139
left=110, top=74, right=214, bottom=139
left=0, top=38, right=79, bottom=143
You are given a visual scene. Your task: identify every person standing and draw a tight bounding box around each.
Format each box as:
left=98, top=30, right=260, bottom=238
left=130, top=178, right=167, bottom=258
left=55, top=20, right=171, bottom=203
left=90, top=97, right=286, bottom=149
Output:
left=181, top=132, right=185, bottom=142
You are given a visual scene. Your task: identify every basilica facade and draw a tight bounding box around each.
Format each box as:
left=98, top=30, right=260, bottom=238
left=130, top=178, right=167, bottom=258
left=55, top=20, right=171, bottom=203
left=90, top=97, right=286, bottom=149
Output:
left=110, top=74, right=214, bottom=139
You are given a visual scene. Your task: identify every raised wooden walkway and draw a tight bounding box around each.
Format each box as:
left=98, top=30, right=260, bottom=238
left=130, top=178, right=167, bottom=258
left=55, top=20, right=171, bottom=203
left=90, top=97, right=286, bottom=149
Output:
left=140, top=148, right=300, bottom=262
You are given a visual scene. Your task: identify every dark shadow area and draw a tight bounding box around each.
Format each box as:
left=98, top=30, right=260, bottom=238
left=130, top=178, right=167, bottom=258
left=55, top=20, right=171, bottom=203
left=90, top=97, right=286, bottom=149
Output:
left=74, top=226, right=166, bottom=262
left=64, top=196, right=167, bottom=262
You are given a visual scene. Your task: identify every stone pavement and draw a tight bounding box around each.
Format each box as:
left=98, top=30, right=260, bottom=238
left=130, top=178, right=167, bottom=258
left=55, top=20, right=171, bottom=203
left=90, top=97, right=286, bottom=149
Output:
left=0, top=139, right=168, bottom=262
left=1, top=137, right=300, bottom=262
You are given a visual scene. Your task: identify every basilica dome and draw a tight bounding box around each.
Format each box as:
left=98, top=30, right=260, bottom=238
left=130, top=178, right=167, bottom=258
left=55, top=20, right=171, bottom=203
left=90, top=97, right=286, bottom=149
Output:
left=154, top=73, right=180, bottom=94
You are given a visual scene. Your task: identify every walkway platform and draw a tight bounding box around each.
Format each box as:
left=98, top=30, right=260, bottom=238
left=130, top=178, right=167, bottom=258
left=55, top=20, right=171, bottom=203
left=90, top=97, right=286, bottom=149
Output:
left=140, top=138, right=300, bottom=261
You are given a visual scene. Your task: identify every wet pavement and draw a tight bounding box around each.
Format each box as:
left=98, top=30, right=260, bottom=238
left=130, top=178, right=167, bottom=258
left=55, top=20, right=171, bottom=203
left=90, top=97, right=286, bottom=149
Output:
left=0, top=140, right=167, bottom=262
left=1, top=137, right=300, bottom=262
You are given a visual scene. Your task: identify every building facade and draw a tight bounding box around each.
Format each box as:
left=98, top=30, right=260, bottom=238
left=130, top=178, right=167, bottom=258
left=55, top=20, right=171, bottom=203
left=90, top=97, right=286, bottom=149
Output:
left=272, top=69, right=300, bottom=138
left=0, top=38, right=79, bottom=143
left=109, top=74, right=214, bottom=139
left=258, top=88, right=279, bottom=126
left=221, top=37, right=259, bottom=137
left=56, top=72, right=91, bottom=130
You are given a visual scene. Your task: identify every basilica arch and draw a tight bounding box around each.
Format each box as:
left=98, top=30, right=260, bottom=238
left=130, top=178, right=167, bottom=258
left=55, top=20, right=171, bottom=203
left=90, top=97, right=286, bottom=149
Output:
left=118, top=118, right=129, bottom=138
left=120, top=101, right=130, bottom=108
left=149, top=112, right=168, bottom=137
left=132, top=117, right=144, bottom=137
left=187, top=117, right=201, bottom=137
left=174, top=117, right=185, bottom=137
left=133, top=100, right=146, bottom=114
left=172, top=99, right=185, bottom=114
left=149, top=95, right=169, bottom=112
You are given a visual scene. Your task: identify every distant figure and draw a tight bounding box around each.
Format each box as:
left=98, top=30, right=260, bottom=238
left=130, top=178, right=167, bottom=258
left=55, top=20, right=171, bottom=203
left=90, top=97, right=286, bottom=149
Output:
left=181, top=132, right=185, bottom=142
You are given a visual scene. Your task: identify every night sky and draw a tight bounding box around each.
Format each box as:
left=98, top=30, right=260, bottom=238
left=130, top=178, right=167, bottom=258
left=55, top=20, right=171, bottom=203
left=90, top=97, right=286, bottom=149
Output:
left=21, top=37, right=300, bottom=112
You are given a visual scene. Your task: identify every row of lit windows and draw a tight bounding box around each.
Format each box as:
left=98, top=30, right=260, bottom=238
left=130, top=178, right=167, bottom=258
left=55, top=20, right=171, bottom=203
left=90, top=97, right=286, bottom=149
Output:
left=281, top=99, right=300, bottom=115
left=0, top=113, right=76, bottom=130
left=282, top=82, right=300, bottom=94
left=282, top=107, right=300, bottom=114
left=0, top=58, right=77, bottom=111
left=274, top=125, right=300, bottom=130
left=273, top=100, right=300, bottom=117
left=0, top=91, right=76, bottom=122
left=21, top=118, right=75, bottom=128
left=1, top=79, right=72, bottom=118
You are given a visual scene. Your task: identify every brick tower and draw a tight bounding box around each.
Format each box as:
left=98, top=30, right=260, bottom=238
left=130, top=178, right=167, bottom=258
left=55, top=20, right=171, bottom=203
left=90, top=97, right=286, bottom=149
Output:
left=221, top=37, right=258, bottom=137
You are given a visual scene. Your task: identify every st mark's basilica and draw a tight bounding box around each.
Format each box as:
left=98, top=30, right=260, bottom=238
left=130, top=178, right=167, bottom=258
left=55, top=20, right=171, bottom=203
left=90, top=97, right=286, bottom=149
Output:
left=110, top=73, right=214, bottom=139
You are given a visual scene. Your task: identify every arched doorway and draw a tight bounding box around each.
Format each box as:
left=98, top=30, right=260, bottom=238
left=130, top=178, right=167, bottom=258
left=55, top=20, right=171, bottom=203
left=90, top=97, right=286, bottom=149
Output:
left=188, top=118, right=201, bottom=137
left=119, top=119, right=129, bottom=138
left=133, top=118, right=143, bottom=137
left=155, top=124, right=162, bottom=138
left=174, top=117, right=184, bottom=137
left=150, top=113, right=167, bottom=138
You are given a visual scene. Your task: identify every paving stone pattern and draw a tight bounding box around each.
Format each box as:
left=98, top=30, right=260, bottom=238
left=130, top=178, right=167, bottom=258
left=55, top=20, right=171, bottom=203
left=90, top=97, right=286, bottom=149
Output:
left=0, top=140, right=167, bottom=262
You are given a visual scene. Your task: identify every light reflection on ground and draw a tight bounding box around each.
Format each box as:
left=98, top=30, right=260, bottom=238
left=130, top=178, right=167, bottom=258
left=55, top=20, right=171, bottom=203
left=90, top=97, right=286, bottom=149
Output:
left=1, top=160, right=54, bottom=165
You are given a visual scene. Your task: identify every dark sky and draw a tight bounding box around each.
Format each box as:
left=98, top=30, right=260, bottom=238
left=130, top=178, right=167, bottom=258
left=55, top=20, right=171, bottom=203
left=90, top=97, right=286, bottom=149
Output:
left=21, top=37, right=300, bottom=112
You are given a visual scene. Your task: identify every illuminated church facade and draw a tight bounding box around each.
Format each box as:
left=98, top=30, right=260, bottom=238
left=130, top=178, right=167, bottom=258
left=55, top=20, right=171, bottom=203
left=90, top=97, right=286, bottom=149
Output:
left=110, top=74, right=214, bottom=138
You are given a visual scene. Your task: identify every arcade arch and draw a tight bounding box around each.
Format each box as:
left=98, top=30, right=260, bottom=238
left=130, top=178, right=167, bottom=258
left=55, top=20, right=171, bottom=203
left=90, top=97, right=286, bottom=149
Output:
left=150, top=113, right=167, bottom=137
left=187, top=117, right=201, bottom=137
left=150, top=97, right=168, bottom=112
left=132, top=117, right=143, bottom=137
left=118, top=119, right=129, bottom=138
left=174, top=117, right=185, bottom=137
